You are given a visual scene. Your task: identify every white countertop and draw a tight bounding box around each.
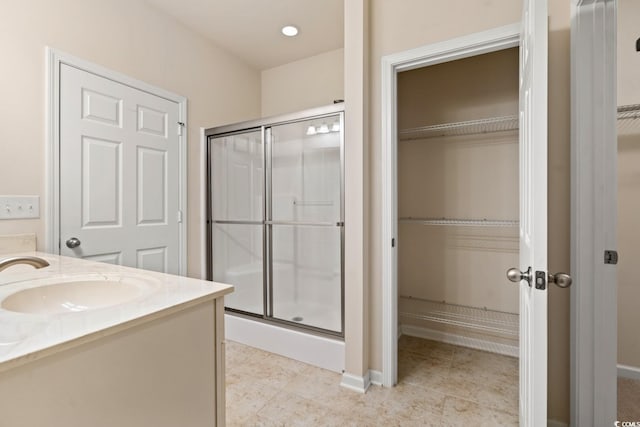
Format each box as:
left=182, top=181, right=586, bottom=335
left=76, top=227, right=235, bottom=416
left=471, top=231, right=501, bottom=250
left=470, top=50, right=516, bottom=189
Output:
left=0, top=252, right=233, bottom=372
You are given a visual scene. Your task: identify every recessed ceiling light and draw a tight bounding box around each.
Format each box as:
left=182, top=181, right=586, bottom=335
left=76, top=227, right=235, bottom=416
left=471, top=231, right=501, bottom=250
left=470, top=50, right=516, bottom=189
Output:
left=281, top=25, right=299, bottom=37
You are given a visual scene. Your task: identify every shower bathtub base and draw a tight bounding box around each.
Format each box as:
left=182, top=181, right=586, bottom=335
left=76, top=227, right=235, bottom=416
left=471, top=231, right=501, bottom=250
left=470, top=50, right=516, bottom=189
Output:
left=225, top=313, right=345, bottom=373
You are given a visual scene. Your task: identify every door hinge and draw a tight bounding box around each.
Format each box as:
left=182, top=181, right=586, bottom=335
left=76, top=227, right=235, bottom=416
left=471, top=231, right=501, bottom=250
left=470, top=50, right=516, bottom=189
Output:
left=392, top=238, right=396, bottom=248
left=177, top=210, right=183, bottom=223
left=177, top=122, right=185, bottom=136
left=604, top=250, right=618, bottom=265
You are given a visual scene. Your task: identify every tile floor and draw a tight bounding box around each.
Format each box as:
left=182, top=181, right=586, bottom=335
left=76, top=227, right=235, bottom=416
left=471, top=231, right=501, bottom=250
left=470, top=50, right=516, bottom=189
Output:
left=226, top=335, right=519, bottom=426
left=618, top=377, right=640, bottom=421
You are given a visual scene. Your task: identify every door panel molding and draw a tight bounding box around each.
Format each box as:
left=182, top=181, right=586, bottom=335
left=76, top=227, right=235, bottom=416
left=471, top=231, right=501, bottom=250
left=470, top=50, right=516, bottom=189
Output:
left=570, top=1, right=618, bottom=425
left=45, top=48, right=187, bottom=275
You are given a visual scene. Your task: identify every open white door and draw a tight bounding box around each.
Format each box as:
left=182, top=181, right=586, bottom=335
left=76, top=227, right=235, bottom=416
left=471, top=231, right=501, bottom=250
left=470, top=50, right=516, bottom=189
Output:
left=516, top=0, right=549, bottom=424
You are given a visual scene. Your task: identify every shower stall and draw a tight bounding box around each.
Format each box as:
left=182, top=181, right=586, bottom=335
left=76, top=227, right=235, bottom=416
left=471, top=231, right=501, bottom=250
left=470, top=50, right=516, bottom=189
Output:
left=205, top=104, right=344, bottom=338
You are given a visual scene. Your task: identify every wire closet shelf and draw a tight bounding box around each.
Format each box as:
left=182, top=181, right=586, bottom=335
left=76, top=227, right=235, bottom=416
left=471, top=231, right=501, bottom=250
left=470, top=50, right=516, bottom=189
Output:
left=398, top=104, right=637, bottom=141
left=618, top=104, right=640, bottom=134
left=399, top=115, right=519, bottom=141
left=618, top=103, right=640, bottom=119
left=399, top=296, right=519, bottom=338
left=399, top=217, right=519, bottom=227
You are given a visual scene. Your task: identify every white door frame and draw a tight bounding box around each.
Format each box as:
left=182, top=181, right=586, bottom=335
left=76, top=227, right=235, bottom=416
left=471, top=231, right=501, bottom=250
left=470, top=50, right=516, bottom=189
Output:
left=380, top=24, right=521, bottom=387
left=570, top=0, right=618, bottom=425
left=45, top=48, right=188, bottom=275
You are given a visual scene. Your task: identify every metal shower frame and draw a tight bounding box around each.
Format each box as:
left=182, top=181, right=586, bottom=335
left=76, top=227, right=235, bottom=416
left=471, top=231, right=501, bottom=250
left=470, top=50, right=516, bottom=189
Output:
left=205, top=103, right=345, bottom=338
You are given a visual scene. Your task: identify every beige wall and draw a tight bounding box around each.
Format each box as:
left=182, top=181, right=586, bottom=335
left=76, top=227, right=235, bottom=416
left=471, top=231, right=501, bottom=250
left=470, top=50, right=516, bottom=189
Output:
left=617, top=0, right=640, bottom=369
left=343, top=0, right=370, bottom=379
left=261, top=48, right=344, bottom=117
left=367, top=0, right=571, bottom=423
left=0, top=0, right=261, bottom=277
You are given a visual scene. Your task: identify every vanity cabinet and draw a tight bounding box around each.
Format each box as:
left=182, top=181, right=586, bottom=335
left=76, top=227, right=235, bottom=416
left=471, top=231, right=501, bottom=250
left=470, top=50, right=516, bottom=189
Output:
left=0, top=252, right=232, bottom=427
left=0, top=298, right=226, bottom=427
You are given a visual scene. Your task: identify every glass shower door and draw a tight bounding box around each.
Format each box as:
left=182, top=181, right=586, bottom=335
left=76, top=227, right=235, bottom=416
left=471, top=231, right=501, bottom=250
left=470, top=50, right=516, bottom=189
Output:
left=268, top=114, right=343, bottom=333
left=210, top=129, right=265, bottom=315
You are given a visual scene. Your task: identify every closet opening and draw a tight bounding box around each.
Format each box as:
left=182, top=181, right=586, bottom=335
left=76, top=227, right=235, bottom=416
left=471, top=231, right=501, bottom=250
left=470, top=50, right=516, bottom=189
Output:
left=395, top=47, right=520, bottom=417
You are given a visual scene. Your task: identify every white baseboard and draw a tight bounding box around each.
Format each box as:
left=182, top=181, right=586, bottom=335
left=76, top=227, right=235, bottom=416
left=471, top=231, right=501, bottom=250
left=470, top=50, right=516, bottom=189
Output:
left=547, top=420, right=568, bottom=427
left=618, top=364, right=640, bottom=380
left=369, top=369, right=383, bottom=386
left=401, top=324, right=518, bottom=358
left=225, top=314, right=345, bottom=373
left=340, top=371, right=370, bottom=393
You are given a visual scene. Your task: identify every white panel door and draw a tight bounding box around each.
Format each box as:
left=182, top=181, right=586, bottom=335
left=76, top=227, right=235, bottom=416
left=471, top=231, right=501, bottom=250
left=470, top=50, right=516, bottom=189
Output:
left=60, top=64, right=181, bottom=274
left=518, top=0, right=548, bottom=425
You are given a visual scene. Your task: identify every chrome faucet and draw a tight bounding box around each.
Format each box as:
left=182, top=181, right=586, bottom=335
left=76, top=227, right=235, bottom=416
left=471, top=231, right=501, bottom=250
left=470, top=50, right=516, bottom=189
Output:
left=0, top=256, right=50, bottom=272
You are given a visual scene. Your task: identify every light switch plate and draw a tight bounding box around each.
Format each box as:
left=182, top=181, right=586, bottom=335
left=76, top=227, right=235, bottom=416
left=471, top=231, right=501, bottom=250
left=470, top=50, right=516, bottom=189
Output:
left=0, top=196, right=40, bottom=220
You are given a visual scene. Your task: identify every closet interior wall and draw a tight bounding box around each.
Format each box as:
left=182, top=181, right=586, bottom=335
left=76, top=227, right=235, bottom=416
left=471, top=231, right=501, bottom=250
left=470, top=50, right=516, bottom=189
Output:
left=617, top=107, right=640, bottom=370
left=397, top=48, right=520, bottom=354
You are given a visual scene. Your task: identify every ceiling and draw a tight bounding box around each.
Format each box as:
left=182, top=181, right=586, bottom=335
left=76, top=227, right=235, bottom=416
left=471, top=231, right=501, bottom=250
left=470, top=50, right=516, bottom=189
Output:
left=145, top=0, right=344, bottom=70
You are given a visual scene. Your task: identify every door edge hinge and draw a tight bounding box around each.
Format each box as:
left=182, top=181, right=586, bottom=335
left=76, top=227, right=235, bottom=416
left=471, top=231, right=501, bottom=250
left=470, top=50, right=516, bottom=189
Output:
left=391, top=238, right=396, bottom=248
left=177, top=210, right=183, bottom=223
left=604, top=250, right=618, bottom=265
left=177, top=122, right=185, bottom=136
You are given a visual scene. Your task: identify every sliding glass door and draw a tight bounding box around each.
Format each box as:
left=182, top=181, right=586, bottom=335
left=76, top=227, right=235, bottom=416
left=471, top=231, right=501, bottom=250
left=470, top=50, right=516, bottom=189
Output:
left=208, top=107, right=344, bottom=336
left=210, top=129, right=264, bottom=315
left=269, top=116, right=343, bottom=332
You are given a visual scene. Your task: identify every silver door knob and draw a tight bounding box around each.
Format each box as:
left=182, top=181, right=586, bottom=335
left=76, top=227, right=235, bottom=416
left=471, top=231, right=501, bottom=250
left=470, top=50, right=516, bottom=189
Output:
left=507, top=266, right=532, bottom=284
left=548, top=272, right=572, bottom=288
left=66, top=237, right=81, bottom=249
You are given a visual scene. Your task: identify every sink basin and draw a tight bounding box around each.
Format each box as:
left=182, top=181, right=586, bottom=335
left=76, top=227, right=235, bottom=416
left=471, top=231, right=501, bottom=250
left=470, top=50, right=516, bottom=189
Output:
left=1, top=279, right=148, bottom=315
